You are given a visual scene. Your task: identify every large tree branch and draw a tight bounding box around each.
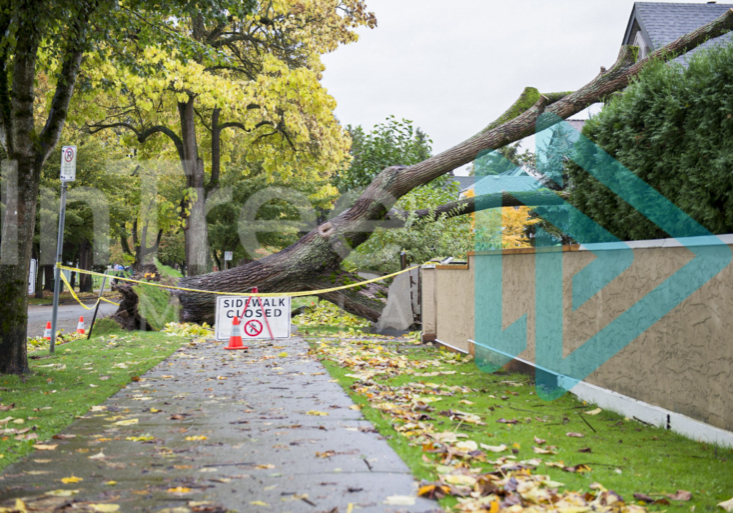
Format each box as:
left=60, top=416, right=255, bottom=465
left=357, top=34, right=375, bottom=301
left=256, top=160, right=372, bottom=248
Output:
left=387, top=190, right=567, bottom=225
left=377, top=8, right=733, bottom=202
left=87, top=122, right=185, bottom=162
left=39, top=2, right=96, bottom=161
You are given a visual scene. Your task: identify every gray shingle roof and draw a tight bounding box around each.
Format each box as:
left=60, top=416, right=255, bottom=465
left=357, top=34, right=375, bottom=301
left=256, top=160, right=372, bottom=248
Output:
left=624, top=2, right=733, bottom=64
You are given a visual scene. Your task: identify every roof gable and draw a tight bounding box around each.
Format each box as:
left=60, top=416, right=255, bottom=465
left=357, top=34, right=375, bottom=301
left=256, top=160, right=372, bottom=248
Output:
left=624, top=2, right=733, bottom=64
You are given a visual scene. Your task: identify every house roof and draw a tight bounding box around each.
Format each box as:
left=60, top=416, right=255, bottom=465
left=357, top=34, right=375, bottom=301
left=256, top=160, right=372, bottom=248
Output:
left=623, top=2, right=733, bottom=64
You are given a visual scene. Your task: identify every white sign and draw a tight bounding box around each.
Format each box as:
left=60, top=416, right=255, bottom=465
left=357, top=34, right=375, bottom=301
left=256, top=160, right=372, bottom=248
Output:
left=224, top=251, right=233, bottom=261
left=28, top=259, right=37, bottom=295
left=215, top=296, right=291, bottom=341
left=60, top=145, right=77, bottom=182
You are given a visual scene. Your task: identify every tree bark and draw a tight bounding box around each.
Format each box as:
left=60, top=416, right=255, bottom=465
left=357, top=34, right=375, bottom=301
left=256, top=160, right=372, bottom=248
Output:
left=0, top=1, right=89, bottom=374
left=78, top=239, right=93, bottom=293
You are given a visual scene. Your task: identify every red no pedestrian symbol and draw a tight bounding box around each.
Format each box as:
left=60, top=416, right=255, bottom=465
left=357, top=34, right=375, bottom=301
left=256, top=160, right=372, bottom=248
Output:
left=244, top=320, right=263, bottom=337
left=64, top=147, right=74, bottom=162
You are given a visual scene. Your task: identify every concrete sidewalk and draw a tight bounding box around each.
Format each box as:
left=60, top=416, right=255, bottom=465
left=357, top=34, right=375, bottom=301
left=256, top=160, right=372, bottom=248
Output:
left=0, top=336, right=439, bottom=512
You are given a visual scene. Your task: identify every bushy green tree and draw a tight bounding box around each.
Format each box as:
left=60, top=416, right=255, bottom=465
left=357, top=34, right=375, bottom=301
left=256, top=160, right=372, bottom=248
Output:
left=568, top=42, right=733, bottom=240
left=333, top=116, right=433, bottom=193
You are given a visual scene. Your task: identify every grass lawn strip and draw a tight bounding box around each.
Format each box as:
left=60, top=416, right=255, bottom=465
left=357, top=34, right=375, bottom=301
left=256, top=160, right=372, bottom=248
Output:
left=0, top=327, right=188, bottom=473
left=309, top=336, right=733, bottom=512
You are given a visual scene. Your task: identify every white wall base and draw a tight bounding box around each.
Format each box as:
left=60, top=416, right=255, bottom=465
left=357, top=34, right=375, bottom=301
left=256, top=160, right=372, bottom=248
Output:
left=463, top=341, right=733, bottom=448
left=570, top=380, right=733, bottom=448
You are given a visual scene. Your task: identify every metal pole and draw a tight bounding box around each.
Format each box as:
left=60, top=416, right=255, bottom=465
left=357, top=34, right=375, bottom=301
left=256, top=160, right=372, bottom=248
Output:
left=86, top=270, right=110, bottom=340
left=50, top=183, right=68, bottom=353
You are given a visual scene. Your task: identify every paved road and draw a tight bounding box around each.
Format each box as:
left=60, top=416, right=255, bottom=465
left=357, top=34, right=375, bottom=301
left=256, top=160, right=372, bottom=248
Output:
left=27, top=303, right=118, bottom=337
left=0, top=336, right=439, bottom=512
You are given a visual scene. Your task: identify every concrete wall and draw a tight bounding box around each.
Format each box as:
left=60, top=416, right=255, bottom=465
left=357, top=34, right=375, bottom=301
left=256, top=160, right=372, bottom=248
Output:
left=422, top=236, right=733, bottom=432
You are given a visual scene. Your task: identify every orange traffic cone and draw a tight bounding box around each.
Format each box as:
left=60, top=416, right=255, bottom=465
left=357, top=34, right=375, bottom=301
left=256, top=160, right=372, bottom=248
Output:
left=76, top=317, right=85, bottom=334
left=225, top=316, right=248, bottom=351
left=43, top=322, right=52, bottom=340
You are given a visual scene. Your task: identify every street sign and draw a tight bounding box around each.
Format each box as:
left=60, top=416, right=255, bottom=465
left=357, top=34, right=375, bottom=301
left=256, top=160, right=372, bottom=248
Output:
left=60, top=145, right=77, bottom=182
left=28, top=259, right=37, bottom=295
left=224, top=251, right=233, bottom=261
left=215, top=296, right=291, bottom=341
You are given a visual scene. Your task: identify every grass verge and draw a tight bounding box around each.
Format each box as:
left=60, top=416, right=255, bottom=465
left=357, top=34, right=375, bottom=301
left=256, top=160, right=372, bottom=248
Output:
left=0, top=330, right=186, bottom=473
left=311, top=338, right=733, bottom=511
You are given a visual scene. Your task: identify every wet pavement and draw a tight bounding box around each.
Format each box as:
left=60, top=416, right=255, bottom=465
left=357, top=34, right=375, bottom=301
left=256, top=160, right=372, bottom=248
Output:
left=0, top=336, right=439, bottom=512
left=27, top=303, right=118, bottom=339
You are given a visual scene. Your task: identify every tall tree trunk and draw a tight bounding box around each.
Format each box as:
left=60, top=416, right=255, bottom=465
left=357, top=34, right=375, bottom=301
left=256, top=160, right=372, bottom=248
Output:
left=179, top=98, right=210, bottom=277
left=43, top=264, right=54, bottom=291
left=78, top=239, right=93, bottom=293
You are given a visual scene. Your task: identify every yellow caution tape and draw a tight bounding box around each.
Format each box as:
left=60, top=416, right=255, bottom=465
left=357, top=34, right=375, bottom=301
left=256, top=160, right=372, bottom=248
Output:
left=56, top=262, right=422, bottom=298
left=57, top=270, right=121, bottom=310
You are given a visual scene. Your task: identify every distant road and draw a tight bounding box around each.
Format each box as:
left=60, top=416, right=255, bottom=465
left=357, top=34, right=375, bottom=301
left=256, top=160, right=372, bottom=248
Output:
left=27, top=303, right=118, bottom=338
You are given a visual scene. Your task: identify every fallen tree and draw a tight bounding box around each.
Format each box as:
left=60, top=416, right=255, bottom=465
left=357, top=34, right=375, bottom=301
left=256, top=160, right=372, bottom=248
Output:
left=114, top=9, right=733, bottom=326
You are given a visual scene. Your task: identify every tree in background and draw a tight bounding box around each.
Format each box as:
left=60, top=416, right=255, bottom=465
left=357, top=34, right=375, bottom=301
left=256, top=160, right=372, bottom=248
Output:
left=568, top=42, right=733, bottom=241
left=82, top=1, right=375, bottom=276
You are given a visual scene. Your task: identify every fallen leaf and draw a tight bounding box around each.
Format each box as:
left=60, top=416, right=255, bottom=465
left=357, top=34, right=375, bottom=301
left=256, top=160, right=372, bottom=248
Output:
left=384, top=496, right=416, bottom=506
left=316, top=450, right=335, bottom=458
left=719, top=497, right=733, bottom=511
left=278, top=352, right=288, bottom=358
left=104, top=481, right=117, bottom=486
left=480, top=443, right=508, bottom=453
left=249, top=501, right=269, bottom=507
left=668, top=490, right=692, bottom=501
left=167, top=487, right=192, bottom=494
left=52, top=434, right=75, bottom=440
left=256, top=464, right=275, bottom=469
left=185, top=435, right=208, bottom=441
left=89, top=504, right=120, bottom=513
left=633, top=493, right=655, bottom=503
left=33, top=444, right=57, bottom=451
left=45, top=489, right=79, bottom=497
left=0, top=499, right=25, bottom=512
left=113, top=419, right=138, bottom=426
left=578, top=447, right=592, bottom=453
left=563, top=464, right=592, bottom=473
left=126, top=435, right=155, bottom=442
left=533, top=446, right=557, bottom=455
left=566, top=432, right=585, bottom=438
left=60, top=476, right=83, bottom=484
left=455, top=440, right=478, bottom=452
left=0, top=404, right=15, bottom=411
left=306, top=410, right=329, bottom=416
left=533, top=436, right=546, bottom=445
left=90, top=406, right=107, bottom=412
left=444, top=475, right=477, bottom=486
left=584, top=408, right=602, bottom=415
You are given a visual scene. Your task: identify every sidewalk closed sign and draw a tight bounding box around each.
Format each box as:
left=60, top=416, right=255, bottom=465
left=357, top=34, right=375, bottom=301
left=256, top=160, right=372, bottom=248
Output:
left=214, top=296, right=291, bottom=341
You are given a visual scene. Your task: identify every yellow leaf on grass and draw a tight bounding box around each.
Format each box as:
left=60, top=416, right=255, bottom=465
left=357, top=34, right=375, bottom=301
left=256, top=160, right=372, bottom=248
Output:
left=584, top=408, right=602, bottom=415
left=250, top=501, right=269, bottom=507
left=150, top=408, right=161, bottom=413
left=533, top=446, right=557, bottom=455
left=348, top=405, right=361, bottom=410
left=444, top=475, right=477, bottom=486
left=306, top=410, right=328, bottom=416
left=104, top=481, right=117, bottom=486
left=480, top=443, right=508, bottom=453
left=455, top=440, right=478, bottom=452
left=60, top=476, right=83, bottom=484
left=45, top=489, right=79, bottom=497
left=185, top=435, right=207, bottom=441
left=89, top=505, right=119, bottom=513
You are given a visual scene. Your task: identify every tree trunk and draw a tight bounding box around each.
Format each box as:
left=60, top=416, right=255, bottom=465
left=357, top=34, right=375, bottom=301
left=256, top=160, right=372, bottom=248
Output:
left=43, top=264, right=54, bottom=291
left=179, top=98, right=210, bottom=277
left=78, top=239, right=93, bottom=293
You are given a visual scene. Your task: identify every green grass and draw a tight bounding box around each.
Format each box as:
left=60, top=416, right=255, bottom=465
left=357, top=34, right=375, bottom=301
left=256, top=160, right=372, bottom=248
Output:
left=313, top=340, right=733, bottom=511
left=0, top=331, right=186, bottom=472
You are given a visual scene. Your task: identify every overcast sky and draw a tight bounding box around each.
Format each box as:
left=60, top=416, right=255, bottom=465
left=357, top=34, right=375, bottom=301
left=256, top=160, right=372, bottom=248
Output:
left=321, top=0, right=717, bottom=170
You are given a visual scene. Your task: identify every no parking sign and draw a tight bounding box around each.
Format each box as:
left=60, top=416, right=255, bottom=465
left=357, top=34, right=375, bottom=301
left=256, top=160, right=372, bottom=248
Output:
left=214, top=296, right=291, bottom=341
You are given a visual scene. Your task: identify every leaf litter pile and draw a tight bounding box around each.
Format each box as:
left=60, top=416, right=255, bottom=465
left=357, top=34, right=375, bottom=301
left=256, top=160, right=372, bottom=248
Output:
left=310, top=338, right=733, bottom=512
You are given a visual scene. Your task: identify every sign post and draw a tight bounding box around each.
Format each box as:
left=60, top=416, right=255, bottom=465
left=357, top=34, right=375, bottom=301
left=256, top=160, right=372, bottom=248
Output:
left=224, top=251, right=233, bottom=270
left=50, top=146, right=76, bottom=353
left=28, top=259, right=37, bottom=295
